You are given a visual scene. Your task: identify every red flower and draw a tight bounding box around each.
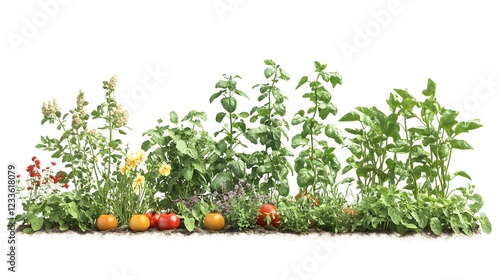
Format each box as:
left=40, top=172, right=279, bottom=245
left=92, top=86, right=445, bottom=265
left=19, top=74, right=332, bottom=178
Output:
left=27, top=165, right=35, bottom=172
left=53, top=177, right=59, bottom=184
left=16, top=174, right=21, bottom=178
left=51, top=162, right=56, bottom=166
left=35, top=160, right=41, bottom=169
left=31, top=156, right=37, bottom=161
left=64, top=183, right=69, bottom=189
left=27, top=186, right=33, bottom=191
left=35, top=181, right=41, bottom=186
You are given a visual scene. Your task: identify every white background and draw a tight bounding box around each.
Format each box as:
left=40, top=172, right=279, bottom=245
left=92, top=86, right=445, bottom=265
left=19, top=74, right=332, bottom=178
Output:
left=1, top=1, right=499, bottom=279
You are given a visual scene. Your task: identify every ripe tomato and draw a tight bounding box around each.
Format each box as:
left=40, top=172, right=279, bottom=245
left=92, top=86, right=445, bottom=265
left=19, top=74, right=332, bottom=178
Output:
left=257, top=204, right=280, bottom=228
left=157, top=212, right=181, bottom=230
left=203, top=213, right=225, bottom=231
left=96, top=214, right=118, bottom=231
left=295, top=191, right=320, bottom=206
left=129, top=214, right=150, bottom=232
left=145, top=211, right=160, bottom=228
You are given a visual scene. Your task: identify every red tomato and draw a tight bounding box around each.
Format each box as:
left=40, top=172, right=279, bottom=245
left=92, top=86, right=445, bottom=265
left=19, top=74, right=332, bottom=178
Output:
left=257, top=204, right=280, bottom=228
left=157, top=212, right=181, bottom=230
left=145, top=211, right=160, bottom=228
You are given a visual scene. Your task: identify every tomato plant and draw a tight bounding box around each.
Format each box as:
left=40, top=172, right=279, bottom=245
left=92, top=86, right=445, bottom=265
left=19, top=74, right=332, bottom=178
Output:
left=203, top=213, right=225, bottom=231
left=157, top=212, right=181, bottom=230
left=129, top=214, right=150, bottom=232
left=96, top=214, right=118, bottom=231
left=257, top=204, right=280, bottom=228
left=145, top=211, right=160, bottom=228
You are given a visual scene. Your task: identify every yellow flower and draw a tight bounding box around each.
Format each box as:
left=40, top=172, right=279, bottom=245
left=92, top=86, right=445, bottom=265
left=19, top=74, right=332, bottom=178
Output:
left=126, top=150, right=145, bottom=169
left=133, top=174, right=145, bottom=187
left=159, top=162, right=172, bottom=176
left=119, top=164, right=130, bottom=174
left=133, top=184, right=140, bottom=195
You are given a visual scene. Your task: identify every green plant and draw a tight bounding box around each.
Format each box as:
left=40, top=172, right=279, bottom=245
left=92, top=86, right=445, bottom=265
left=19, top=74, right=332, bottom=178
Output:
left=142, top=110, right=215, bottom=209
left=208, top=74, right=250, bottom=191
left=341, top=78, right=491, bottom=235
left=35, top=75, right=142, bottom=216
left=12, top=156, right=95, bottom=233
left=291, top=61, right=344, bottom=196
left=245, top=59, right=294, bottom=201
left=109, top=149, right=153, bottom=226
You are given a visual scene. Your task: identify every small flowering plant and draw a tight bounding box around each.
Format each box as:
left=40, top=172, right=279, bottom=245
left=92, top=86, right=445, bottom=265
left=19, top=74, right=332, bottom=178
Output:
left=107, top=149, right=155, bottom=225
left=13, top=156, right=97, bottom=233
left=17, top=156, right=70, bottom=205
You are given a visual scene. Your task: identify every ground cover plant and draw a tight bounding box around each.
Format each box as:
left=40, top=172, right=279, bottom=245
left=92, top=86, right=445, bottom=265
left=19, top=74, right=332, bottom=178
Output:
left=10, top=60, right=492, bottom=237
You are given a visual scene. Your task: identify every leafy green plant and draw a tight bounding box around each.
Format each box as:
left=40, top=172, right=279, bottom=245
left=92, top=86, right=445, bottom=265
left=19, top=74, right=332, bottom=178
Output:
left=35, top=75, right=134, bottom=215
left=291, top=61, right=344, bottom=196
left=208, top=74, right=250, bottom=191
left=342, top=78, right=491, bottom=235
left=245, top=59, right=294, bottom=200
left=142, top=110, right=215, bottom=209
left=13, top=157, right=95, bottom=233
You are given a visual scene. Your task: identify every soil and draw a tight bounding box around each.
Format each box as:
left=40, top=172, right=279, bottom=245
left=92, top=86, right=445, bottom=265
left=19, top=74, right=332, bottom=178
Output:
left=15, top=223, right=480, bottom=238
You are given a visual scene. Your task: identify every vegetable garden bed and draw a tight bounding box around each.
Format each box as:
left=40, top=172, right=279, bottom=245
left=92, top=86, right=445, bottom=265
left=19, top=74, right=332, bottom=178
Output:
left=10, top=60, right=492, bottom=237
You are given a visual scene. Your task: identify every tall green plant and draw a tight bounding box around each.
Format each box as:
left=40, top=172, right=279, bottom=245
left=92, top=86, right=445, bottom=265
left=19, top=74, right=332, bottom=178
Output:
left=208, top=74, right=250, bottom=191
left=245, top=59, right=294, bottom=200
left=291, top=61, right=344, bottom=196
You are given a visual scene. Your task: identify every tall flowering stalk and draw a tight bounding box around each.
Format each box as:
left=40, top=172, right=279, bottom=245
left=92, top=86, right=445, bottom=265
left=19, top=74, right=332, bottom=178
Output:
left=36, top=75, right=146, bottom=217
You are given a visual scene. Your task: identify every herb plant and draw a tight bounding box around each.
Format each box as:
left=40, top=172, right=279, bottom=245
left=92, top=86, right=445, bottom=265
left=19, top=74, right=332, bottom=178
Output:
left=291, top=61, right=344, bottom=196
left=245, top=59, right=294, bottom=200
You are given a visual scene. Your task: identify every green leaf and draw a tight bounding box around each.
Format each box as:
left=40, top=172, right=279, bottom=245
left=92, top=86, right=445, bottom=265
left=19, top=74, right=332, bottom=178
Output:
left=183, top=217, right=195, bottom=232
left=339, top=111, right=360, bottom=122
left=264, top=67, right=275, bottom=79
left=291, top=112, right=306, bottom=125
left=169, top=111, right=178, bottom=124
left=296, top=76, right=308, bottom=90
left=29, top=216, right=44, bottom=231
left=454, top=120, right=482, bottom=135
left=239, top=112, right=249, bottom=118
left=273, top=103, right=286, bottom=116
left=422, top=78, right=436, bottom=97
left=291, top=135, right=308, bottom=148
left=264, top=59, right=275, bottom=66
left=209, top=91, right=223, bottom=103
left=234, top=89, right=249, bottom=99
left=221, top=97, right=237, bottom=113
left=430, top=217, right=442, bottom=235
left=478, top=213, right=492, bottom=234
left=393, top=88, right=411, bottom=99
left=454, top=171, right=472, bottom=180
left=176, top=140, right=188, bottom=154
left=439, top=109, right=459, bottom=131
left=215, top=80, right=229, bottom=89
left=186, top=148, right=198, bottom=159
left=228, top=160, right=246, bottom=179
left=325, top=124, right=343, bottom=144
left=449, top=139, right=473, bottom=150
left=297, top=168, right=314, bottom=188
left=216, top=112, right=226, bottom=123
left=67, top=202, right=79, bottom=219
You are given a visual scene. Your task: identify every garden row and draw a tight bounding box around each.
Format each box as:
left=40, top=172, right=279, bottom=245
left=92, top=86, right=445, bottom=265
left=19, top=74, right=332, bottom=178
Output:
left=11, top=60, right=491, bottom=236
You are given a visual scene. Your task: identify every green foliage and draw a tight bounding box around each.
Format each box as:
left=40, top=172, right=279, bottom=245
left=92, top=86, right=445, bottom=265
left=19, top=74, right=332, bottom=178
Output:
left=245, top=59, right=294, bottom=200
left=209, top=74, right=250, bottom=191
left=142, top=110, right=216, bottom=209
left=292, top=61, right=343, bottom=197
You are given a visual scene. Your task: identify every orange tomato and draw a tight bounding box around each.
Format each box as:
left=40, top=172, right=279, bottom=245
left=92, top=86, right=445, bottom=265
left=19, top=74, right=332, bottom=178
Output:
left=203, top=213, right=225, bottom=231
left=96, top=214, right=118, bottom=231
left=129, top=214, right=150, bottom=232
